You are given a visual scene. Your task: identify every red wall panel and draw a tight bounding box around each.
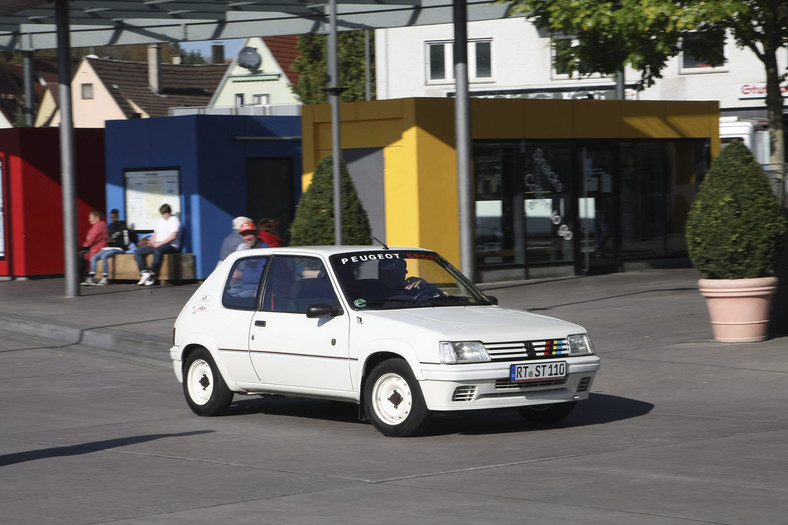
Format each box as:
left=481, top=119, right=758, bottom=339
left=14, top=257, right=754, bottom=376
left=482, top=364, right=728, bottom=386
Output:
left=0, top=128, right=105, bottom=277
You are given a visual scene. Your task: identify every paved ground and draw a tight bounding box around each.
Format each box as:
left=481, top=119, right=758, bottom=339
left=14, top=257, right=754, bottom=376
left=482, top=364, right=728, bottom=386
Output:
left=1, top=269, right=787, bottom=524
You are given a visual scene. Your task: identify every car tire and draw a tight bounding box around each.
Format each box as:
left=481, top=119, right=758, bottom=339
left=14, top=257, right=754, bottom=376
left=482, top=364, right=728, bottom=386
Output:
left=364, top=358, right=432, bottom=437
left=183, top=348, right=233, bottom=416
left=517, top=401, right=577, bottom=424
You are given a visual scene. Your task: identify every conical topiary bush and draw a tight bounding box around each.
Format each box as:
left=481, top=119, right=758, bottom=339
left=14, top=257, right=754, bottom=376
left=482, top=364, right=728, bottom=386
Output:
left=290, top=154, right=372, bottom=246
left=686, top=139, right=787, bottom=342
left=686, top=140, right=786, bottom=280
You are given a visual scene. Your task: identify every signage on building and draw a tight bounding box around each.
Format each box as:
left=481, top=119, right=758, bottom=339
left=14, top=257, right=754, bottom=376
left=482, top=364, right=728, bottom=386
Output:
left=737, top=83, right=788, bottom=99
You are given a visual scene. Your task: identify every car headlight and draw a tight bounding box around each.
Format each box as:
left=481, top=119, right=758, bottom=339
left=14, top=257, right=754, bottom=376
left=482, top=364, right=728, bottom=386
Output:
left=439, top=341, right=491, bottom=364
left=567, top=333, right=595, bottom=355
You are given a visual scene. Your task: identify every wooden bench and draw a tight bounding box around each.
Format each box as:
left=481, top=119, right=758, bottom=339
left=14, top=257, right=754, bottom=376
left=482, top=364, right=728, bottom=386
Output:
left=95, top=253, right=196, bottom=284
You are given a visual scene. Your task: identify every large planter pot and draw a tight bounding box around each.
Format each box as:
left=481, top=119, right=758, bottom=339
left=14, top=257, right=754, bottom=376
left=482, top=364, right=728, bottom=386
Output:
left=698, top=276, right=778, bottom=342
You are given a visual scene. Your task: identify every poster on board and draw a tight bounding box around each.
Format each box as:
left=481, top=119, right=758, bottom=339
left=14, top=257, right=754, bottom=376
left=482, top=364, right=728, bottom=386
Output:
left=124, top=169, right=181, bottom=231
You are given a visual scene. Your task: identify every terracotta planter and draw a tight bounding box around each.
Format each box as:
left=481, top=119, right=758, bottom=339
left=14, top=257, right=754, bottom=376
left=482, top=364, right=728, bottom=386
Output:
left=698, top=277, right=778, bottom=343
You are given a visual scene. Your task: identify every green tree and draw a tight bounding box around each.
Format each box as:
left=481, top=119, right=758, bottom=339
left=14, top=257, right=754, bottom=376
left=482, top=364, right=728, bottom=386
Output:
left=291, top=31, right=375, bottom=104
left=289, top=154, right=372, bottom=246
left=502, top=0, right=788, bottom=164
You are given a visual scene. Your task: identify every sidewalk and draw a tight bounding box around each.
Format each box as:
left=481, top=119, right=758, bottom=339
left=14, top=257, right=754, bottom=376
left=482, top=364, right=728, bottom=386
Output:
left=0, top=278, right=199, bottom=360
left=0, top=268, right=785, bottom=361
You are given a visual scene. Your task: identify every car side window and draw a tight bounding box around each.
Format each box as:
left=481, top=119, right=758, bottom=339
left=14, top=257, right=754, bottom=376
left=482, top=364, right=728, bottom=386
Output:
left=222, top=256, right=268, bottom=310
left=262, top=256, right=337, bottom=313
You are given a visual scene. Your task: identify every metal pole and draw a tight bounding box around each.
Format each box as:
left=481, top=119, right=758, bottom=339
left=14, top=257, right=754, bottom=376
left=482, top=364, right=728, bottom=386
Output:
left=56, top=0, right=79, bottom=297
left=454, top=0, right=474, bottom=280
left=328, top=0, right=342, bottom=245
left=23, top=51, right=34, bottom=127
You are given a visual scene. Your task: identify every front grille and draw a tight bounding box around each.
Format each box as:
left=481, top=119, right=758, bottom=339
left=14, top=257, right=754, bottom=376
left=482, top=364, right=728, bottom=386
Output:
left=452, top=385, right=477, bottom=401
left=485, top=339, right=570, bottom=362
left=495, top=378, right=568, bottom=390
left=577, top=376, right=592, bottom=392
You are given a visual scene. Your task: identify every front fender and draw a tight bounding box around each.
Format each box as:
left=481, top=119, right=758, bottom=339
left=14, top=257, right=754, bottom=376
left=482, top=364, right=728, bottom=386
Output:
left=356, top=337, right=426, bottom=384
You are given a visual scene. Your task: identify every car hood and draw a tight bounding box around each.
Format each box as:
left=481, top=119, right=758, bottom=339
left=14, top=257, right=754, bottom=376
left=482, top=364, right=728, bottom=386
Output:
left=357, top=305, right=586, bottom=341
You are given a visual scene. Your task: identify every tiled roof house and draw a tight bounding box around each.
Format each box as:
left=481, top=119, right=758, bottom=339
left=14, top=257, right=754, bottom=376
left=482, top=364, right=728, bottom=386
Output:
left=210, top=35, right=301, bottom=111
left=0, top=56, right=76, bottom=128
left=51, top=47, right=228, bottom=127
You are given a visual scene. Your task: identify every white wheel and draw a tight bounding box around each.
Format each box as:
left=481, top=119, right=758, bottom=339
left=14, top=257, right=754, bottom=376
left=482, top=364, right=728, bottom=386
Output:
left=186, top=358, right=214, bottom=405
left=364, top=359, right=431, bottom=437
left=183, top=348, right=233, bottom=416
left=371, top=372, right=414, bottom=426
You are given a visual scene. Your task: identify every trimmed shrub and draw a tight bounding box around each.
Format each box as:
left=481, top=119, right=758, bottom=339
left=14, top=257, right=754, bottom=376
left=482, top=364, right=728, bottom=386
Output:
left=686, top=140, right=786, bottom=279
left=290, top=154, right=372, bottom=246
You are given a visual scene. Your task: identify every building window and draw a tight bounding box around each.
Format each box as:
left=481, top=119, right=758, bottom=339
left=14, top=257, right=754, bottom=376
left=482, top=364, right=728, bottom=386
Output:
left=426, top=39, right=493, bottom=83
left=252, top=94, right=270, bottom=105
left=81, top=83, right=93, bottom=100
left=475, top=41, right=492, bottom=78
left=681, top=31, right=726, bottom=71
left=427, top=41, right=450, bottom=81
left=235, top=93, right=245, bottom=107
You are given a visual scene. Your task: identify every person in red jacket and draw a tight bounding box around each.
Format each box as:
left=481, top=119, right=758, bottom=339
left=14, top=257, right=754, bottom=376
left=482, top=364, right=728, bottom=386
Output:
left=257, top=217, right=283, bottom=247
left=80, top=210, right=108, bottom=285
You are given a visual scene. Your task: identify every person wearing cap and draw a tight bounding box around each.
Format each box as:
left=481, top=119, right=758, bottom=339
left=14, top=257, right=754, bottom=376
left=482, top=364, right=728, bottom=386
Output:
left=235, top=221, right=269, bottom=251
left=218, top=216, right=252, bottom=265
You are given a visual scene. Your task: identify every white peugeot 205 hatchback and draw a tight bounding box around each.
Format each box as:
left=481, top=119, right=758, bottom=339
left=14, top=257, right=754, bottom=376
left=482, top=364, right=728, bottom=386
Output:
left=170, top=246, right=601, bottom=436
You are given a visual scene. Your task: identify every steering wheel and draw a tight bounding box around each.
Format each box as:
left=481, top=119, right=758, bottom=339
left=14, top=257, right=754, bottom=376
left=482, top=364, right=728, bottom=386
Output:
left=403, top=277, right=440, bottom=304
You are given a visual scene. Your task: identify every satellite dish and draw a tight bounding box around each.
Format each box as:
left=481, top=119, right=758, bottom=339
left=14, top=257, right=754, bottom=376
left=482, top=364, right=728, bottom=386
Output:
left=238, top=46, right=262, bottom=71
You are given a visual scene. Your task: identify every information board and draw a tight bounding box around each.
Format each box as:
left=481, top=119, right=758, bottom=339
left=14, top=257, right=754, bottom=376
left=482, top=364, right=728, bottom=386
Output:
left=124, top=169, right=181, bottom=231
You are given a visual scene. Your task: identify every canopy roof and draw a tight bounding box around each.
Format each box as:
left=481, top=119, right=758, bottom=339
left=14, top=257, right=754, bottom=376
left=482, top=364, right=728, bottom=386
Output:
left=0, top=0, right=511, bottom=50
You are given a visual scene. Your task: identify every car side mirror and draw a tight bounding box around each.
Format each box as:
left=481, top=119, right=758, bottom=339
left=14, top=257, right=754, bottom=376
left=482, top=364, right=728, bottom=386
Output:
left=306, top=303, right=343, bottom=318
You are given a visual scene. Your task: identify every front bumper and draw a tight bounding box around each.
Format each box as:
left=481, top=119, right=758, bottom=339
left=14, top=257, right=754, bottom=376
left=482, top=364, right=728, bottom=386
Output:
left=170, top=345, right=183, bottom=383
left=418, top=355, right=600, bottom=411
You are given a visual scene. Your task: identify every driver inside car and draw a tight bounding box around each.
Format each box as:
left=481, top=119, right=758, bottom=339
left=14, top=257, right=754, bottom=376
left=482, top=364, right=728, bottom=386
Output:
left=378, top=258, right=440, bottom=299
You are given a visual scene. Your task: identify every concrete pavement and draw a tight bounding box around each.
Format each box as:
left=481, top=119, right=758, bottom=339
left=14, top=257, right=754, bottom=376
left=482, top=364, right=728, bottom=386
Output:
left=3, top=268, right=788, bottom=524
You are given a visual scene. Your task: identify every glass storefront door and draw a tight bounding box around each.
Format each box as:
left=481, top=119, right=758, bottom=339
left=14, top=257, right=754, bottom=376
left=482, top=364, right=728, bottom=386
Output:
left=522, top=143, right=575, bottom=267
left=578, top=146, right=619, bottom=274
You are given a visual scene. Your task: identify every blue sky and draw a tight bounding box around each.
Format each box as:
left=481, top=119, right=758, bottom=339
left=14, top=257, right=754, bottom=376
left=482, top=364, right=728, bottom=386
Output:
left=180, top=39, right=246, bottom=61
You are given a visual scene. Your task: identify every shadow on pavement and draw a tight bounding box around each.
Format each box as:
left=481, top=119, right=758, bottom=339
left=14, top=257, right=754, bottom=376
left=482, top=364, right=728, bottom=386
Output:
left=0, top=431, right=213, bottom=467
left=218, top=393, right=653, bottom=437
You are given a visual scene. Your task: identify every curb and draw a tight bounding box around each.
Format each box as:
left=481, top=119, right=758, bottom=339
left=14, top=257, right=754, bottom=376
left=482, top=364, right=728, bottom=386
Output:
left=0, top=312, right=171, bottom=361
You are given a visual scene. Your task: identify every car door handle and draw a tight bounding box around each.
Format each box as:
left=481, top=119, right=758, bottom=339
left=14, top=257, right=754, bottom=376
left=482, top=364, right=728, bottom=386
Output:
left=254, top=320, right=266, bottom=327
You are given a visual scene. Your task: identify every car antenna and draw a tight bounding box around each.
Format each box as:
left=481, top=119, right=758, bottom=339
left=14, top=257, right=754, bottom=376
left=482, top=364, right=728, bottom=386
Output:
left=372, top=235, right=389, bottom=250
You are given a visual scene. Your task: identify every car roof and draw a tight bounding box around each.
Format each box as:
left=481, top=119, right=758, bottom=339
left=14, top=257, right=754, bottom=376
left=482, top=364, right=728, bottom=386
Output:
left=223, top=245, right=433, bottom=264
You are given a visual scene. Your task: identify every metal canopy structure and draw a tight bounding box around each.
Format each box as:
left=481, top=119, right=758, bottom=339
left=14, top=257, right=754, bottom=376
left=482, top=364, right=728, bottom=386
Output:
left=0, top=0, right=510, bottom=49
left=0, top=0, right=511, bottom=296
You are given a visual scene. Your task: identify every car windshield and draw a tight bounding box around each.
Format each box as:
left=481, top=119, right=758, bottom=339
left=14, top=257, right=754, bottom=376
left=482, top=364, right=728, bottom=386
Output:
left=329, top=250, right=494, bottom=310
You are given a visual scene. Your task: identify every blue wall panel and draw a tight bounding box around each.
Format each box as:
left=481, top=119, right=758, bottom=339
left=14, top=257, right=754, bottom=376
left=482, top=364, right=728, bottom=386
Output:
left=105, top=114, right=302, bottom=279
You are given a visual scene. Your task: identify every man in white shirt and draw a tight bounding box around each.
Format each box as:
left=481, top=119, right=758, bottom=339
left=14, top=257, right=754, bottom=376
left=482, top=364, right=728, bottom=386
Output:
left=134, top=203, right=182, bottom=286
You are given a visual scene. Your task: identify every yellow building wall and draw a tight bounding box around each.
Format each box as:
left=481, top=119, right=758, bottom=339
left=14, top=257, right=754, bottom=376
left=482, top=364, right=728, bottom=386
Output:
left=300, top=98, right=720, bottom=269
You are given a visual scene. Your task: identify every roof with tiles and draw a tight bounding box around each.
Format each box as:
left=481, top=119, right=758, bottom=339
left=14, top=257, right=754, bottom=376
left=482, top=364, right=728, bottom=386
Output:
left=87, top=56, right=228, bottom=118
left=0, top=56, right=76, bottom=125
left=262, top=35, right=300, bottom=87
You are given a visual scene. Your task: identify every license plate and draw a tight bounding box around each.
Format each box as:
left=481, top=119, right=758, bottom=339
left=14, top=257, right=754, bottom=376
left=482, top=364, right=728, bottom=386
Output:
left=510, top=361, right=567, bottom=382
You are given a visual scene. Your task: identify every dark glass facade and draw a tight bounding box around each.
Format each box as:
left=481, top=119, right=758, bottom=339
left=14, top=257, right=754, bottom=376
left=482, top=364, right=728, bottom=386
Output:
left=474, top=139, right=710, bottom=279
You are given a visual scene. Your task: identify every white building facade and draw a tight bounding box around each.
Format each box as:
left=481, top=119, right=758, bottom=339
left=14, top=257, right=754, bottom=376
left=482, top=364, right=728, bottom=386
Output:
left=376, top=17, right=787, bottom=164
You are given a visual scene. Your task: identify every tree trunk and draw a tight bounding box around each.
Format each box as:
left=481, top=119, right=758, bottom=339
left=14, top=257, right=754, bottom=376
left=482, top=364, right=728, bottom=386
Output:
left=763, top=23, right=785, bottom=166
